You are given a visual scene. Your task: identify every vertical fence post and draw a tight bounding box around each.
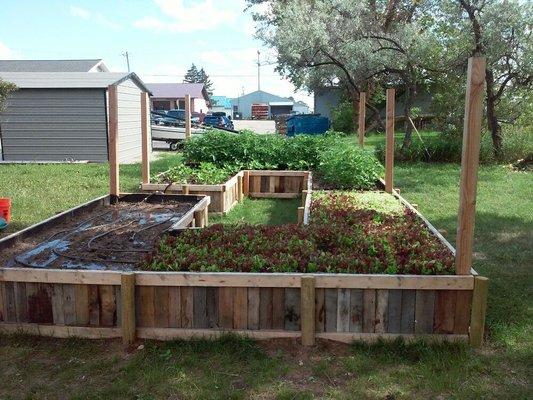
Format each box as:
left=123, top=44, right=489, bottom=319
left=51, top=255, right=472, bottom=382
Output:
left=182, top=184, right=189, bottom=195
left=358, top=92, right=366, bottom=147
left=301, top=276, right=316, bottom=346
left=470, top=276, right=488, bottom=347
left=243, top=171, right=250, bottom=197
left=455, top=57, right=486, bottom=275
left=141, top=92, right=151, bottom=185
left=297, top=207, right=305, bottom=224
left=185, top=94, right=191, bottom=140
left=237, top=174, right=244, bottom=202
left=385, top=88, right=395, bottom=193
left=194, top=210, right=204, bottom=228
left=108, top=85, right=119, bottom=198
left=121, top=272, right=136, bottom=346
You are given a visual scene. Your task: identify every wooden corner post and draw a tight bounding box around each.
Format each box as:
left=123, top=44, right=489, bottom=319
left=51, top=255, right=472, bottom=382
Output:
left=121, top=272, right=136, bottom=346
left=470, top=276, right=488, bottom=347
left=358, top=92, right=366, bottom=147
left=141, top=92, right=151, bottom=184
left=185, top=94, right=191, bottom=140
left=455, top=57, right=486, bottom=275
left=385, top=88, right=395, bottom=193
left=301, top=276, right=315, bottom=346
left=108, top=84, right=119, bottom=198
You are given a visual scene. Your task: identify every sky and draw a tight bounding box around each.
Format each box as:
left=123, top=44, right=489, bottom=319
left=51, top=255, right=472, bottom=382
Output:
left=0, top=0, right=313, bottom=105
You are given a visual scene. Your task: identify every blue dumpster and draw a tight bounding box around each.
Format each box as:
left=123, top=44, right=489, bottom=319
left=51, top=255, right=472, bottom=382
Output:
left=286, top=114, right=330, bottom=136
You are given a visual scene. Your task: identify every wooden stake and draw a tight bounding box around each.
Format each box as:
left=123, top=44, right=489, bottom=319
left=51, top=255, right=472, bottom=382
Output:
left=140, top=92, right=151, bottom=184
left=358, top=92, right=366, bottom=147
left=185, top=94, right=191, bottom=140
left=243, top=171, right=250, bottom=196
left=455, top=57, right=486, bottom=275
left=108, top=85, right=119, bottom=197
left=385, top=88, right=395, bottom=193
left=301, top=276, right=315, bottom=346
left=237, top=175, right=244, bottom=202
left=194, top=210, right=204, bottom=228
left=469, top=276, right=488, bottom=347
left=297, top=207, right=304, bottom=224
left=121, top=273, right=136, bottom=346
left=182, top=184, right=189, bottom=195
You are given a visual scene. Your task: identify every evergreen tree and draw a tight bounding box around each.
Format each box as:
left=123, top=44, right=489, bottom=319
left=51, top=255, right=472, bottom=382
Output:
left=183, top=64, right=199, bottom=83
left=197, top=67, right=214, bottom=97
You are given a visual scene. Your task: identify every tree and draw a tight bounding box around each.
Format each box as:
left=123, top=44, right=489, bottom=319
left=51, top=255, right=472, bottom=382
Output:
left=0, top=79, right=16, bottom=111
left=183, top=64, right=214, bottom=97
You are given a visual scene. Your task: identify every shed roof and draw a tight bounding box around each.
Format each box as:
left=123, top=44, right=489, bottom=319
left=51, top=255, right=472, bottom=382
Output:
left=145, top=82, right=207, bottom=99
left=0, top=72, right=151, bottom=93
left=211, top=95, right=232, bottom=108
left=0, top=59, right=107, bottom=72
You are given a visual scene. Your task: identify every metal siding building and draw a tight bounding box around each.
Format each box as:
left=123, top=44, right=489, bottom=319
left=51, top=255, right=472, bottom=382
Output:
left=0, top=72, right=150, bottom=163
left=231, top=90, right=294, bottom=119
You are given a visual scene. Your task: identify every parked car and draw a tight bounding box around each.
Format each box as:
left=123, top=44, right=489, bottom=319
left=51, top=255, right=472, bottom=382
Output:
left=151, top=110, right=167, bottom=125
left=203, top=115, right=234, bottom=130
left=162, top=109, right=200, bottom=126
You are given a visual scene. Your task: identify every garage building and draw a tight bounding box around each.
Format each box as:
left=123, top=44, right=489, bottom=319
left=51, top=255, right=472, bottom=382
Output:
left=0, top=72, right=151, bottom=162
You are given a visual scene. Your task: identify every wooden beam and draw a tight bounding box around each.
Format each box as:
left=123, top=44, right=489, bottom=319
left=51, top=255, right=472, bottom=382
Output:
left=136, top=327, right=300, bottom=341
left=316, top=332, right=468, bottom=344
left=184, top=94, right=191, bottom=139
left=246, top=170, right=308, bottom=177
left=469, top=276, right=488, bottom=347
left=0, top=323, right=121, bottom=339
left=385, top=88, right=395, bottom=193
left=455, top=57, right=486, bottom=275
left=107, top=84, right=119, bottom=196
left=358, top=92, right=366, bottom=147
left=140, top=92, right=151, bottom=184
left=301, top=276, right=315, bottom=346
left=249, top=192, right=300, bottom=199
left=121, top=273, right=136, bottom=346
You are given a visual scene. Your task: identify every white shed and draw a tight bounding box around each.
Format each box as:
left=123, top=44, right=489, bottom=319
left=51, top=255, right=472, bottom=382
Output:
left=0, top=72, right=151, bottom=163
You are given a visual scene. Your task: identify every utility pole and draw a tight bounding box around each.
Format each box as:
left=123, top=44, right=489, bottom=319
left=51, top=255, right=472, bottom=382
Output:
left=122, top=51, right=130, bottom=72
left=257, top=50, right=260, bottom=91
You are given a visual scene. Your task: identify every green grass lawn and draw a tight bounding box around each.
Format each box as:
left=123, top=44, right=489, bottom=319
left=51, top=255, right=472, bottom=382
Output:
left=0, top=150, right=532, bottom=398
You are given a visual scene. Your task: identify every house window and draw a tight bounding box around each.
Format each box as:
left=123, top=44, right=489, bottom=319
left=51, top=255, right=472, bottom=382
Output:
left=178, top=99, right=186, bottom=109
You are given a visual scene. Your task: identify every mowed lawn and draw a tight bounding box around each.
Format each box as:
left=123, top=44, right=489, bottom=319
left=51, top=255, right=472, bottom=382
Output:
left=0, top=146, right=532, bottom=398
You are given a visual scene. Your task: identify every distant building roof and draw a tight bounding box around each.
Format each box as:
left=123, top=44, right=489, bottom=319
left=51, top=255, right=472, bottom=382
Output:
left=232, top=90, right=293, bottom=103
left=0, top=59, right=108, bottom=72
left=0, top=72, right=151, bottom=93
left=145, top=82, right=208, bottom=100
left=211, top=95, right=232, bottom=108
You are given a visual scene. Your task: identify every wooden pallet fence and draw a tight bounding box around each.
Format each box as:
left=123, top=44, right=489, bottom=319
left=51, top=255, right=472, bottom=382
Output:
left=0, top=270, right=486, bottom=345
left=247, top=170, right=308, bottom=199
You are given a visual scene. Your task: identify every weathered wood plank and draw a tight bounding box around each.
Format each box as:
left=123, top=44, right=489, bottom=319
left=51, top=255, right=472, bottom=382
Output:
left=349, top=289, right=363, bottom=333
left=115, top=285, right=121, bottom=327
left=324, top=288, right=337, bottom=332
left=400, top=289, right=416, bottom=334
left=25, top=283, right=38, bottom=323
left=206, top=287, right=218, bottom=329
left=0, top=282, right=4, bottom=322
left=180, top=286, right=194, bottom=328
left=51, top=284, right=65, bottom=325
left=259, top=288, right=273, bottom=329
left=301, top=276, right=315, bottom=345
left=155, top=286, right=170, bottom=328
left=247, top=287, right=260, bottom=330
left=99, top=285, right=116, bottom=327
left=272, top=287, right=285, bottom=330
left=168, top=286, right=181, bottom=328
left=414, top=290, right=435, bottom=334
left=233, top=287, right=248, bottom=330
left=218, top=287, right=234, bottom=329
left=14, top=282, right=28, bottom=323
left=470, top=276, right=488, bottom=347
left=137, top=286, right=155, bottom=328
left=192, top=287, right=207, bottom=329
left=362, top=289, right=376, bottom=333
left=337, top=288, right=350, bottom=332
left=387, top=289, right=402, bottom=334
left=434, top=290, right=457, bottom=334
left=454, top=290, right=472, bottom=334
left=375, top=289, right=389, bottom=334
left=284, top=288, right=300, bottom=331
left=88, top=285, right=100, bottom=326
left=75, top=284, right=90, bottom=326
left=62, top=284, right=77, bottom=326
left=315, top=288, right=325, bottom=333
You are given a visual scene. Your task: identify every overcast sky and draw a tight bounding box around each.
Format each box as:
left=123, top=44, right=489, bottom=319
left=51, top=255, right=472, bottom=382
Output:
left=0, top=0, right=313, bottom=105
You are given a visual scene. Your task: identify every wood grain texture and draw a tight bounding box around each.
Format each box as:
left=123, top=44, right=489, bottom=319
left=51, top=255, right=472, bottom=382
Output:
left=470, top=276, right=488, bottom=347
left=324, top=288, right=337, bottom=332
left=349, top=289, right=363, bottom=333
left=168, top=286, right=181, bottom=328
left=362, top=289, right=376, bottom=333
left=284, top=288, right=300, bottom=331
left=137, top=286, right=155, bottom=328
left=155, top=287, right=170, bottom=328
left=434, top=290, right=457, bottom=334
left=180, top=286, right=194, bottom=328
left=206, top=287, right=219, bottom=329
left=315, top=288, right=325, bottom=333
left=454, top=290, right=472, bottom=334
left=337, top=288, right=350, bottom=332
left=387, top=289, right=402, bottom=334
left=120, top=273, right=135, bottom=345
left=301, top=276, right=315, bottom=345
left=247, top=287, right=260, bottom=330
left=99, top=285, right=116, bottom=327
left=259, top=288, right=273, bottom=329
left=14, top=282, right=28, bottom=323
left=193, top=287, right=207, bottom=329
left=51, top=284, right=65, bottom=325
left=375, top=289, right=389, bottom=333
left=414, top=290, right=435, bottom=334
left=400, top=289, right=416, bottom=334
left=218, top=287, right=234, bottom=329
left=62, top=284, right=77, bottom=326
left=88, top=285, right=100, bottom=326
left=75, top=284, right=90, bottom=325
left=233, top=287, right=248, bottom=329
left=272, top=288, right=285, bottom=330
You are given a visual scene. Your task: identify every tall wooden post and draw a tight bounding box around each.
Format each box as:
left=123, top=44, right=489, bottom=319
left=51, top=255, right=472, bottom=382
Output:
left=108, top=84, right=119, bottom=198
left=184, top=94, right=191, bottom=139
left=140, top=92, right=151, bottom=184
left=455, top=57, right=486, bottom=275
left=358, top=92, right=366, bottom=147
left=385, top=89, right=395, bottom=193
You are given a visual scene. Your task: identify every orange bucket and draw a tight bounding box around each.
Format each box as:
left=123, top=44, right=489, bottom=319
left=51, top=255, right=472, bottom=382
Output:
left=0, top=198, right=11, bottom=223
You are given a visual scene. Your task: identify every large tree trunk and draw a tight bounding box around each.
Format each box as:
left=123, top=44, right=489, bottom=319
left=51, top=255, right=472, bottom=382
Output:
left=485, top=69, right=503, bottom=159
left=401, top=82, right=415, bottom=151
